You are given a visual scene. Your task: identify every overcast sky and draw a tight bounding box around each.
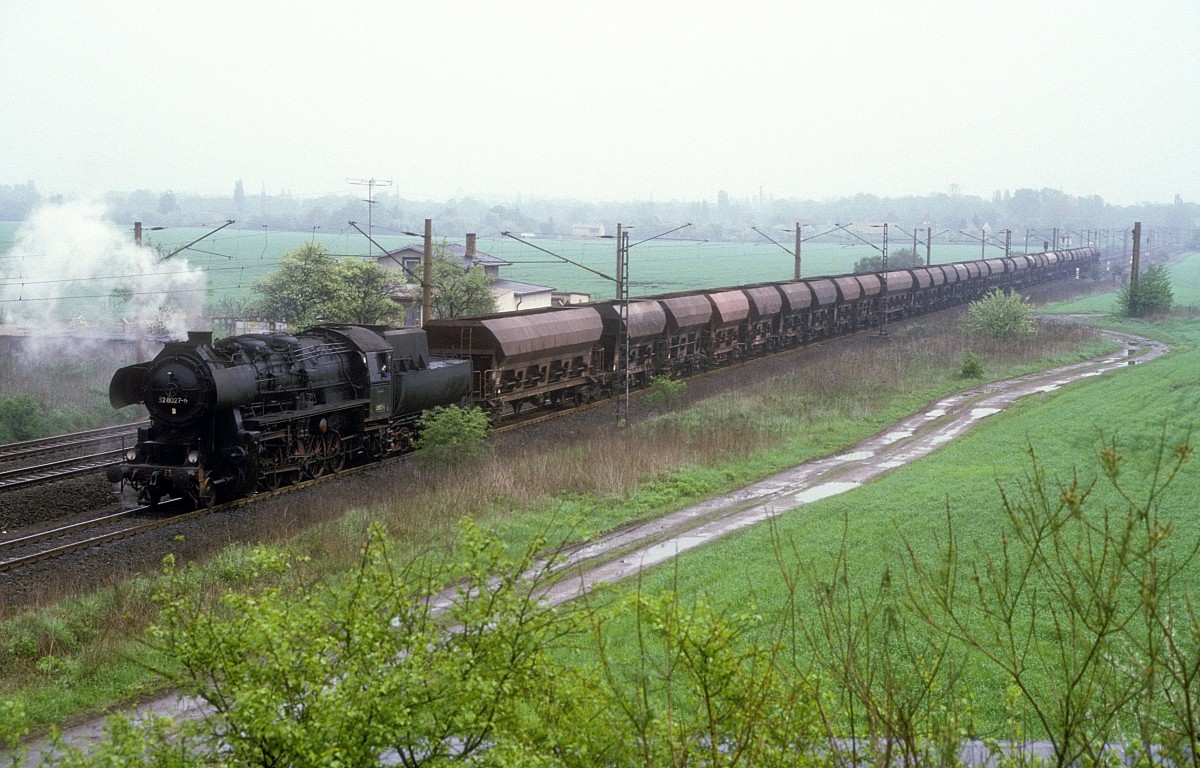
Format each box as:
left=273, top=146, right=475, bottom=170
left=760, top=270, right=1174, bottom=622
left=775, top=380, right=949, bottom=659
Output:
left=2, top=0, right=1197, bottom=207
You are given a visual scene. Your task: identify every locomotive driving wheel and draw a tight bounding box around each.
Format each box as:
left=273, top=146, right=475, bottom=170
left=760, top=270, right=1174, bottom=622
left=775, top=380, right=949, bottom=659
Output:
left=306, top=434, right=328, bottom=479
left=195, top=475, right=217, bottom=509
left=325, top=431, right=345, bottom=474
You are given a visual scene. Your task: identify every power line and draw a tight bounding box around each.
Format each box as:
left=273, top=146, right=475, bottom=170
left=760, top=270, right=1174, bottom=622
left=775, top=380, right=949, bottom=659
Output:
left=0, top=265, right=244, bottom=288
left=0, top=285, right=211, bottom=303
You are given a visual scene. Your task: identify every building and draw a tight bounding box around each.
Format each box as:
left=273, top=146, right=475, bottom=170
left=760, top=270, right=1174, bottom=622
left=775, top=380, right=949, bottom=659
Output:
left=378, top=233, right=557, bottom=322
left=571, top=224, right=606, bottom=238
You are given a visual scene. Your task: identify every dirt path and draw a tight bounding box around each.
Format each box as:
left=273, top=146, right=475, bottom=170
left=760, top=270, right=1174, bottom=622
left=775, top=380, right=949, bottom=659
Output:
left=529, top=328, right=1168, bottom=608
left=13, top=326, right=1170, bottom=763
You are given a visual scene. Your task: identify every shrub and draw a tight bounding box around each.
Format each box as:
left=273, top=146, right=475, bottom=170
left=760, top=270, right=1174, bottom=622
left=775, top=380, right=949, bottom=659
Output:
left=416, top=404, right=491, bottom=463
left=964, top=289, right=1035, bottom=338
left=854, top=247, right=924, bottom=274
left=959, top=350, right=985, bottom=379
left=1117, top=264, right=1174, bottom=317
left=644, top=376, right=688, bottom=408
left=0, top=395, right=48, bottom=443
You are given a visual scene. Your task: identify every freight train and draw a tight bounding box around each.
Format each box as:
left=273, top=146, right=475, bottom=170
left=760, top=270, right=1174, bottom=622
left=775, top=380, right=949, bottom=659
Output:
left=108, top=246, right=1098, bottom=506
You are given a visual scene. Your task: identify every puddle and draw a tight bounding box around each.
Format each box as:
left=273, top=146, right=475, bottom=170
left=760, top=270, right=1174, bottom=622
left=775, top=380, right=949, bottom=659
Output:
left=881, top=430, right=913, bottom=444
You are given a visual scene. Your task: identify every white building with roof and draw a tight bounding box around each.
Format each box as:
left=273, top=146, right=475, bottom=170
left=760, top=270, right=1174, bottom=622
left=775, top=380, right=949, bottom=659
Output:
left=378, top=233, right=559, bottom=322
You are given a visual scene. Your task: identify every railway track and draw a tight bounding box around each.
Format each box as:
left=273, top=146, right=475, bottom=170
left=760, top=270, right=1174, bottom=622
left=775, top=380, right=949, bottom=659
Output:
left=0, top=423, right=143, bottom=493
left=0, top=422, right=143, bottom=463
left=0, top=504, right=183, bottom=572
left=0, top=448, right=126, bottom=492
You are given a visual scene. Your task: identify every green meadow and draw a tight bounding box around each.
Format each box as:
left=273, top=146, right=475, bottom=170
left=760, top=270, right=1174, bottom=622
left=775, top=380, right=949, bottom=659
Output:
left=1, top=218, right=1051, bottom=321
left=551, top=251, right=1200, bottom=734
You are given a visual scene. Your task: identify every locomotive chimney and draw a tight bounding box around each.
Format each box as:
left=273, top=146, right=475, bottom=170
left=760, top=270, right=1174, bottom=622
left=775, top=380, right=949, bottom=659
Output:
left=466, top=233, right=477, bottom=260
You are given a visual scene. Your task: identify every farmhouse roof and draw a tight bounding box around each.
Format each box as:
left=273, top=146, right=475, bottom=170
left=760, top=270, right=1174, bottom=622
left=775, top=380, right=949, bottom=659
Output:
left=492, top=278, right=553, bottom=295
left=380, top=243, right=510, bottom=268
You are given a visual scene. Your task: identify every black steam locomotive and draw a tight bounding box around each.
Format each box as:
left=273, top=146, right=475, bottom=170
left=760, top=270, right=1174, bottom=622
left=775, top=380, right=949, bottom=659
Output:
left=108, top=325, right=470, bottom=506
left=109, top=246, right=1099, bottom=507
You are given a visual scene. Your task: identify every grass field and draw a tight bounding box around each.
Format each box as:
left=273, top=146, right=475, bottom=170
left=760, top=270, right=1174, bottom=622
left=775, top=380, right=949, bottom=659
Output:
left=550, top=252, right=1200, bottom=736
left=1, top=217, right=1062, bottom=322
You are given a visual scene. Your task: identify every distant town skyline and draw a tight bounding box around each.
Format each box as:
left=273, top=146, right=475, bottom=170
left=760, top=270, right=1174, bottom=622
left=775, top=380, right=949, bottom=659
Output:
left=3, top=0, right=1198, bottom=207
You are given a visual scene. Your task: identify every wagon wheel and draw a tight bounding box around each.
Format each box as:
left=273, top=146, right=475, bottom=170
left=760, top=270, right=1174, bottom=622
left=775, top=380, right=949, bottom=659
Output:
left=324, top=431, right=345, bottom=474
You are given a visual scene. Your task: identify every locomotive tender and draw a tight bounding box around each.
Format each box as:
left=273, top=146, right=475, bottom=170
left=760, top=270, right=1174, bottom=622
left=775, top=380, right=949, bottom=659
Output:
left=109, top=245, right=1098, bottom=506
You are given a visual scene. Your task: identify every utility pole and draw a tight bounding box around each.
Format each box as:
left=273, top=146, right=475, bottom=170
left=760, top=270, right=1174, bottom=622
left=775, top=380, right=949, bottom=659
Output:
left=926, top=226, right=932, bottom=265
left=422, top=218, right=433, bottom=325
left=615, top=223, right=624, bottom=300
left=794, top=222, right=802, bottom=279
left=1131, top=221, right=1142, bottom=289
left=616, top=228, right=631, bottom=426
left=347, top=178, right=391, bottom=253
left=878, top=223, right=889, bottom=336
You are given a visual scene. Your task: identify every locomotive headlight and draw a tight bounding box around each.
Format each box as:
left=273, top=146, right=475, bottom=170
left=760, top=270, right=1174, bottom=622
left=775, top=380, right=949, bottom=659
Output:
left=187, top=450, right=200, bottom=465
left=125, top=448, right=137, bottom=462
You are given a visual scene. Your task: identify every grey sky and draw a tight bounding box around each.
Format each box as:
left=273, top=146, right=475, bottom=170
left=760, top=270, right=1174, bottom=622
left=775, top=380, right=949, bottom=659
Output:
left=2, top=0, right=1197, bottom=206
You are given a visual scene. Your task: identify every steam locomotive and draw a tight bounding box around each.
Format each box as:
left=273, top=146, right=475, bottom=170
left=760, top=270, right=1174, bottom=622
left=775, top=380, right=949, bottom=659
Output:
left=108, top=325, right=470, bottom=506
left=108, top=246, right=1098, bottom=507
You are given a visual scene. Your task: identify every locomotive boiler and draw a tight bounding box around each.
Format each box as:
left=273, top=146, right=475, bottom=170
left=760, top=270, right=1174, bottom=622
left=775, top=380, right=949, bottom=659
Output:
left=108, top=325, right=470, bottom=506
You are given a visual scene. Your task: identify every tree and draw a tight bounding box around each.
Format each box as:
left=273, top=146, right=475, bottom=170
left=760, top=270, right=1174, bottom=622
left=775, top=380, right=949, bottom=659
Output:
left=336, top=260, right=403, bottom=325
left=430, top=244, right=496, bottom=319
left=140, top=521, right=584, bottom=767
left=1118, top=264, right=1174, bottom=318
left=907, top=439, right=1197, bottom=767
left=157, top=191, right=178, bottom=216
left=963, top=288, right=1036, bottom=337
left=853, top=247, right=923, bottom=274
left=254, top=246, right=408, bottom=328
left=253, top=243, right=344, bottom=328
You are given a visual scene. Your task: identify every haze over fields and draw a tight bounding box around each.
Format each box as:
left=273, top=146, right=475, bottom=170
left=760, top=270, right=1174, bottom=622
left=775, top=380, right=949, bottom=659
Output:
left=2, top=0, right=1198, bottom=207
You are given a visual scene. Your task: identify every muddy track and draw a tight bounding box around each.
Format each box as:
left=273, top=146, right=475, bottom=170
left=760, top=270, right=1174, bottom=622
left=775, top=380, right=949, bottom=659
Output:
left=529, top=327, right=1167, bottom=607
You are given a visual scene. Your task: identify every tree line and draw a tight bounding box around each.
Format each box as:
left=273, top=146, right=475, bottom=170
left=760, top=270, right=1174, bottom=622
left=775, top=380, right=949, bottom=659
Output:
left=3, top=181, right=1196, bottom=245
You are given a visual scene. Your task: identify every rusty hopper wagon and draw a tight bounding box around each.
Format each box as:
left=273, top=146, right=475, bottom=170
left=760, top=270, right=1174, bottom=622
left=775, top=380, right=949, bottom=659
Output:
left=423, top=306, right=605, bottom=416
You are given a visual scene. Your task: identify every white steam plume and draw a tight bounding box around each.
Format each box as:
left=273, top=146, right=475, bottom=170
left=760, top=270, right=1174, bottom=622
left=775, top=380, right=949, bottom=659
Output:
left=0, top=201, right=208, bottom=345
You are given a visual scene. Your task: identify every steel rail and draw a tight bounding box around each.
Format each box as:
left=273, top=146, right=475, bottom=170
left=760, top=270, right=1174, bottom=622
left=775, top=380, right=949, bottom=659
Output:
left=0, top=423, right=144, bottom=460
left=0, top=449, right=125, bottom=491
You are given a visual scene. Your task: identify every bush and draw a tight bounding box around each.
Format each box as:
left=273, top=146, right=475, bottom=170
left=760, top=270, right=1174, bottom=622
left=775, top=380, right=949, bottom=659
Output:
left=0, top=395, right=48, bottom=443
left=959, top=350, right=985, bottom=379
left=964, top=289, right=1035, bottom=338
left=1117, top=264, right=1174, bottom=317
left=854, top=247, right=924, bottom=274
left=644, top=376, right=688, bottom=408
left=416, top=404, right=491, bottom=463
